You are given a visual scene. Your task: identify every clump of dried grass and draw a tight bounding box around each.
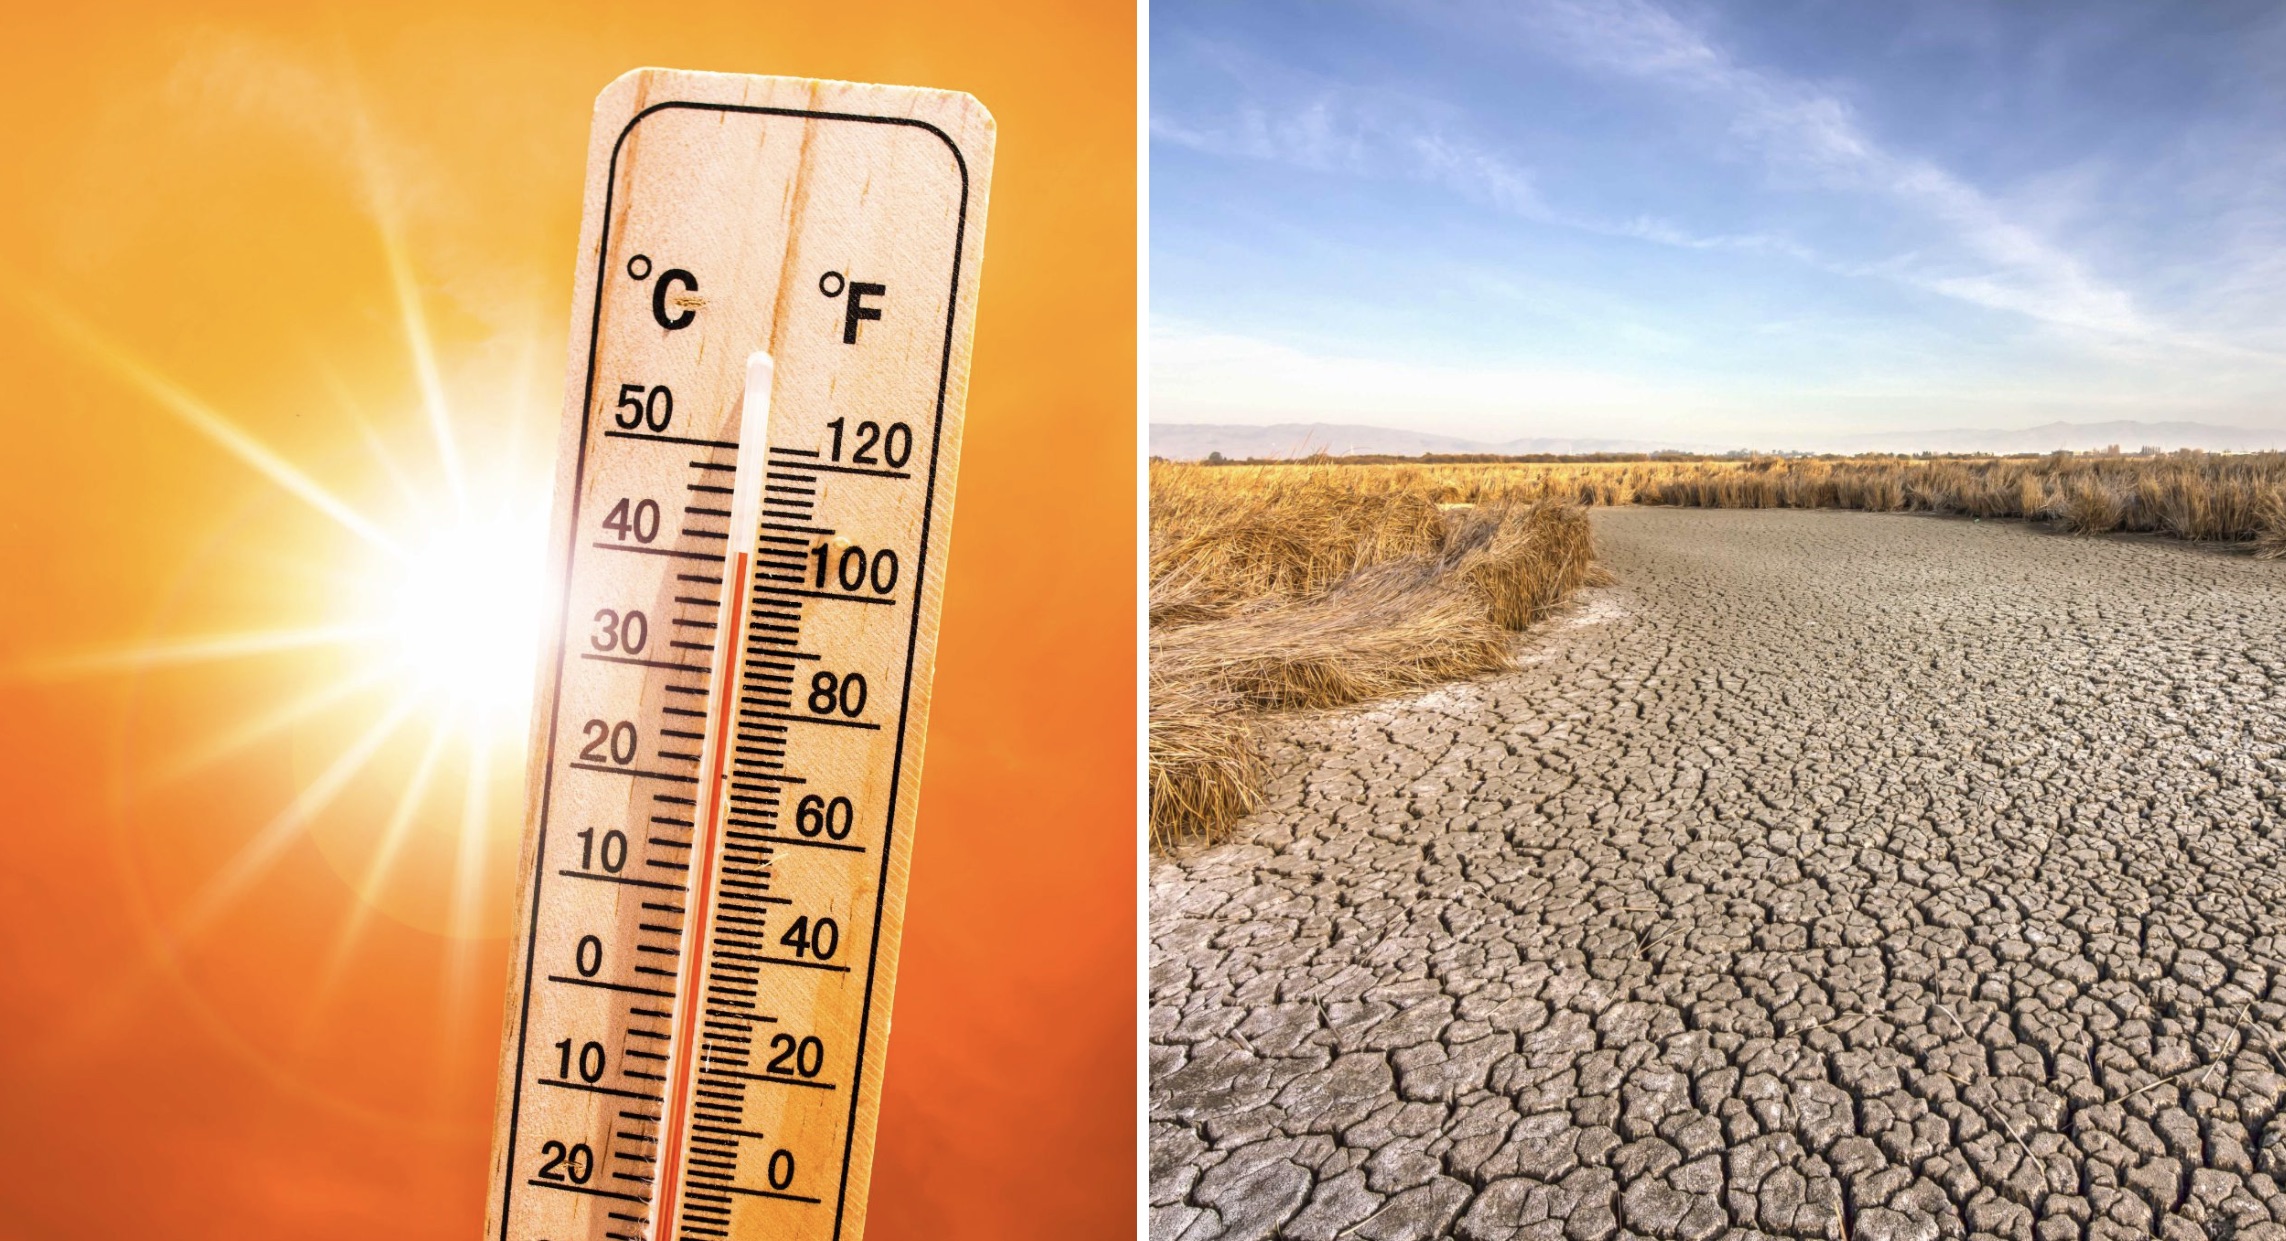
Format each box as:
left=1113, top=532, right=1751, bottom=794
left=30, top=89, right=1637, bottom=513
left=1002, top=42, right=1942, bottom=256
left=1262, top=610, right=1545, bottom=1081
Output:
left=2060, top=477, right=2126, bottom=535
left=1149, top=469, right=1597, bottom=850
left=1146, top=676, right=1262, bottom=852
left=1155, top=567, right=1510, bottom=712
left=1446, top=504, right=1602, bottom=629
left=2256, top=488, right=2286, bottom=560
left=1149, top=465, right=1445, bottom=626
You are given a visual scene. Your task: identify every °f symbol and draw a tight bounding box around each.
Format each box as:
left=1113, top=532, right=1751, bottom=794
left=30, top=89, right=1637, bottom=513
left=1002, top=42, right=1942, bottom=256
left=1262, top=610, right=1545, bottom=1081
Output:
left=819, top=270, right=885, bottom=344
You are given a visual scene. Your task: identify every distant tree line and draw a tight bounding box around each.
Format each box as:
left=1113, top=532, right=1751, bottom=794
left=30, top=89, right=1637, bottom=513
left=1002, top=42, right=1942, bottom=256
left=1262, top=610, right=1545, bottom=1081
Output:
left=1151, top=448, right=2198, bottom=467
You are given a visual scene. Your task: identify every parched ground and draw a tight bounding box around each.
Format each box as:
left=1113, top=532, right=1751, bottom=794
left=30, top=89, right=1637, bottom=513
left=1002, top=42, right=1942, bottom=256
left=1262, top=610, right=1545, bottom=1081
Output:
left=1150, top=507, right=2286, bottom=1241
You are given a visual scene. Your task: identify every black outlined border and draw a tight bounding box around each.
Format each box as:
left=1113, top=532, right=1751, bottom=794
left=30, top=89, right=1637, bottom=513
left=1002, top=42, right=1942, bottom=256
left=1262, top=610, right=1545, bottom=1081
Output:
left=499, top=96, right=973, bottom=1241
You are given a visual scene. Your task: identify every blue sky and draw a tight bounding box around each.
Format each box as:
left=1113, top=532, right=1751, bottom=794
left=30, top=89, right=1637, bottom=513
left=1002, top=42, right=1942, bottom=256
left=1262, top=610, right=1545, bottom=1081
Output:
left=1151, top=0, right=2286, bottom=447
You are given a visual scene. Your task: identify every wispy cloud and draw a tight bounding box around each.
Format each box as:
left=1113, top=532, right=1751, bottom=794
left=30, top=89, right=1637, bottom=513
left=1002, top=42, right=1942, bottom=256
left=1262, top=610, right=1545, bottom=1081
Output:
left=1494, top=0, right=2153, bottom=338
left=1152, top=27, right=1878, bottom=292
left=1152, top=100, right=1366, bottom=173
left=1164, top=1, right=2228, bottom=344
left=1152, top=0, right=2286, bottom=438
left=1154, top=77, right=1545, bottom=216
left=1606, top=215, right=1816, bottom=261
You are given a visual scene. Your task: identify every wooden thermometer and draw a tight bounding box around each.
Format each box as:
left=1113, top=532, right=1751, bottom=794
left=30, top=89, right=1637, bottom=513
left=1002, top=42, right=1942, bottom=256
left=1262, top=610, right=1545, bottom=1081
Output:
left=484, top=69, right=992, bottom=1241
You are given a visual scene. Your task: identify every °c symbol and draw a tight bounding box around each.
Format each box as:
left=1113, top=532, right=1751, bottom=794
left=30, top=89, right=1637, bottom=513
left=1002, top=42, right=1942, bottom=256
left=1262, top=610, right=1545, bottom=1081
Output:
left=652, top=268, right=699, bottom=331
left=627, top=253, right=652, bottom=281
left=818, top=270, right=846, bottom=298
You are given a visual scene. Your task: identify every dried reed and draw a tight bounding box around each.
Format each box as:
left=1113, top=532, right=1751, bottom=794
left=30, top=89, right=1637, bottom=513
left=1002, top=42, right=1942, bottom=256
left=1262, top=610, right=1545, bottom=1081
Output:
left=1150, top=449, right=2286, bottom=847
left=1170, top=450, right=2286, bottom=548
left=1150, top=466, right=1596, bottom=848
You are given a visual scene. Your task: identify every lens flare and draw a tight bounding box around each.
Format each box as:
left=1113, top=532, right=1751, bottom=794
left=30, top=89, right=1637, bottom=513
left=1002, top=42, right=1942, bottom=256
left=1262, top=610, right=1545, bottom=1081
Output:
left=16, top=244, right=557, bottom=1133
left=375, top=508, right=549, bottom=717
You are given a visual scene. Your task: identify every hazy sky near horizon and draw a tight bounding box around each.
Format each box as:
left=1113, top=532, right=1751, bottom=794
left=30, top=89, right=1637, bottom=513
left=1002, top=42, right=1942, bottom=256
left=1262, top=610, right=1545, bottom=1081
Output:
left=1151, top=0, right=2286, bottom=447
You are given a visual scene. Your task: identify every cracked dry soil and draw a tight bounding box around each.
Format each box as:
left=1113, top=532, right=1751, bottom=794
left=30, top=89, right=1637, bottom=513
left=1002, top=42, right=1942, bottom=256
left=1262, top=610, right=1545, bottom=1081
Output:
left=1150, top=507, right=2286, bottom=1241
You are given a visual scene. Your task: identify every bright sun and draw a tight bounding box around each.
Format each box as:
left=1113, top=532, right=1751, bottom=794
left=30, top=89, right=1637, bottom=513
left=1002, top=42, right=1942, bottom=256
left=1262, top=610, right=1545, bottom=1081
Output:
left=12, top=76, right=581, bottom=1122
left=28, top=266, right=561, bottom=962
left=381, top=510, right=550, bottom=719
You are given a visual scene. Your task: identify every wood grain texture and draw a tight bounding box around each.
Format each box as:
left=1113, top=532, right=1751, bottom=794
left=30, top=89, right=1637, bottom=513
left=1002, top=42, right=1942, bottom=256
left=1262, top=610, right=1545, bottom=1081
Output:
left=483, top=68, right=992, bottom=1241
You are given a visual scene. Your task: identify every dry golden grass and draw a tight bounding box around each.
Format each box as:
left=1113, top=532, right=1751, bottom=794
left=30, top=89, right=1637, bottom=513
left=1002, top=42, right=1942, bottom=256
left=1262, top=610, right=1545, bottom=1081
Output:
left=1145, top=673, right=1263, bottom=852
left=1149, top=465, right=1596, bottom=849
left=1181, top=450, right=2286, bottom=546
left=2260, top=490, right=2286, bottom=560
left=1149, top=449, right=2286, bottom=848
left=1149, top=468, right=1447, bottom=626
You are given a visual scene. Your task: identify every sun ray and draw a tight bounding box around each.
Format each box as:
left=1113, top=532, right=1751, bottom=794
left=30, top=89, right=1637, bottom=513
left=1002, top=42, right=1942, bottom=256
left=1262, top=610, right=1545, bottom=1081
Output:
left=8, top=49, right=571, bottom=1131
left=14, top=57, right=561, bottom=1121
left=504, top=320, right=545, bottom=456
left=433, top=719, right=500, bottom=1110
left=377, top=225, right=467, bottom=515
left=146, top=664, right=394, bottom=786
left=18, top=624, right=384, bottom=679
left=166, top=691, right=423, bottom=944
left=490, top=325, right=542, bottom=519
left=448, top=721, right=495, bottom=944
left=296, top=710, right=457, bottom=1044
left=345, top=82, right=467, bottom=515
left=352, top=410, right=428, bottom=519
left=6, top=287, right=404, bottom=556
left=306, top=349, right=430, bottom=519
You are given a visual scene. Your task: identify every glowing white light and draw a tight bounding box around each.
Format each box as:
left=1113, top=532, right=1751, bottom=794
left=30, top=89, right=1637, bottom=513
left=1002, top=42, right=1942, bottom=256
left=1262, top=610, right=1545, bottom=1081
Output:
left=383, top=509, right=549, bottom=719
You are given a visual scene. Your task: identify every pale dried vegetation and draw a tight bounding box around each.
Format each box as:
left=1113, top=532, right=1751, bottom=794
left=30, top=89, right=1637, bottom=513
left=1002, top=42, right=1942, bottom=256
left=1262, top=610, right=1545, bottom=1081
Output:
left=1149, top=450, right=2286, bottom=850
left=1246, top=450, right=2286, bottom=549
left=1149, top=465, right=1599, bottom=849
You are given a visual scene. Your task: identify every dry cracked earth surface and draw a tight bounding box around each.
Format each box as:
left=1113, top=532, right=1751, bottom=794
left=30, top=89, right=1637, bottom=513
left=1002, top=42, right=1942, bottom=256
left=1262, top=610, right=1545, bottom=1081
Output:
left=1151, top=507, right=2286, bottom=1241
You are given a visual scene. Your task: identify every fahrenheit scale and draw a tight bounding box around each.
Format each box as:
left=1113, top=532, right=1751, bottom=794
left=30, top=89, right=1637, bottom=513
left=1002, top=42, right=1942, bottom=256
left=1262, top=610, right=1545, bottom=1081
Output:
left=484, top=70, right=992, bottom=1241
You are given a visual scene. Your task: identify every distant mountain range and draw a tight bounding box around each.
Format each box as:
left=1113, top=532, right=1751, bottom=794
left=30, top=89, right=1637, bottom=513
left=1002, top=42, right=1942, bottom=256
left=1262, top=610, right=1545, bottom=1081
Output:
left=1151, top=420, right=2286, bottom=460
left=1149, top=423, right=1699, bottom=459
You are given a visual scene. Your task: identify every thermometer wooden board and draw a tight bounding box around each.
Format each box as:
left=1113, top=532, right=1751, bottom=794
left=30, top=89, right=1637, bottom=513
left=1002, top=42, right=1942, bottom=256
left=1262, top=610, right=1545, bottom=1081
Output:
left=484, top=69, right=992, bottom=1241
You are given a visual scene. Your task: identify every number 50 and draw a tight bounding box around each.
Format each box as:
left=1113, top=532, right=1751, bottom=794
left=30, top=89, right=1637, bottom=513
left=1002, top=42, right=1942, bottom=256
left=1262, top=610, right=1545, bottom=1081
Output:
left=614, top=383, right=672, bottom=433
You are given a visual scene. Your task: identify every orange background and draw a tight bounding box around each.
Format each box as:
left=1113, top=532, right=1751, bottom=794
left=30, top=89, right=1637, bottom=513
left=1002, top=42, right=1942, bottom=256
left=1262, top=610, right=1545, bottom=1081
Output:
left=0, top=2, right=1134, bottom=1238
